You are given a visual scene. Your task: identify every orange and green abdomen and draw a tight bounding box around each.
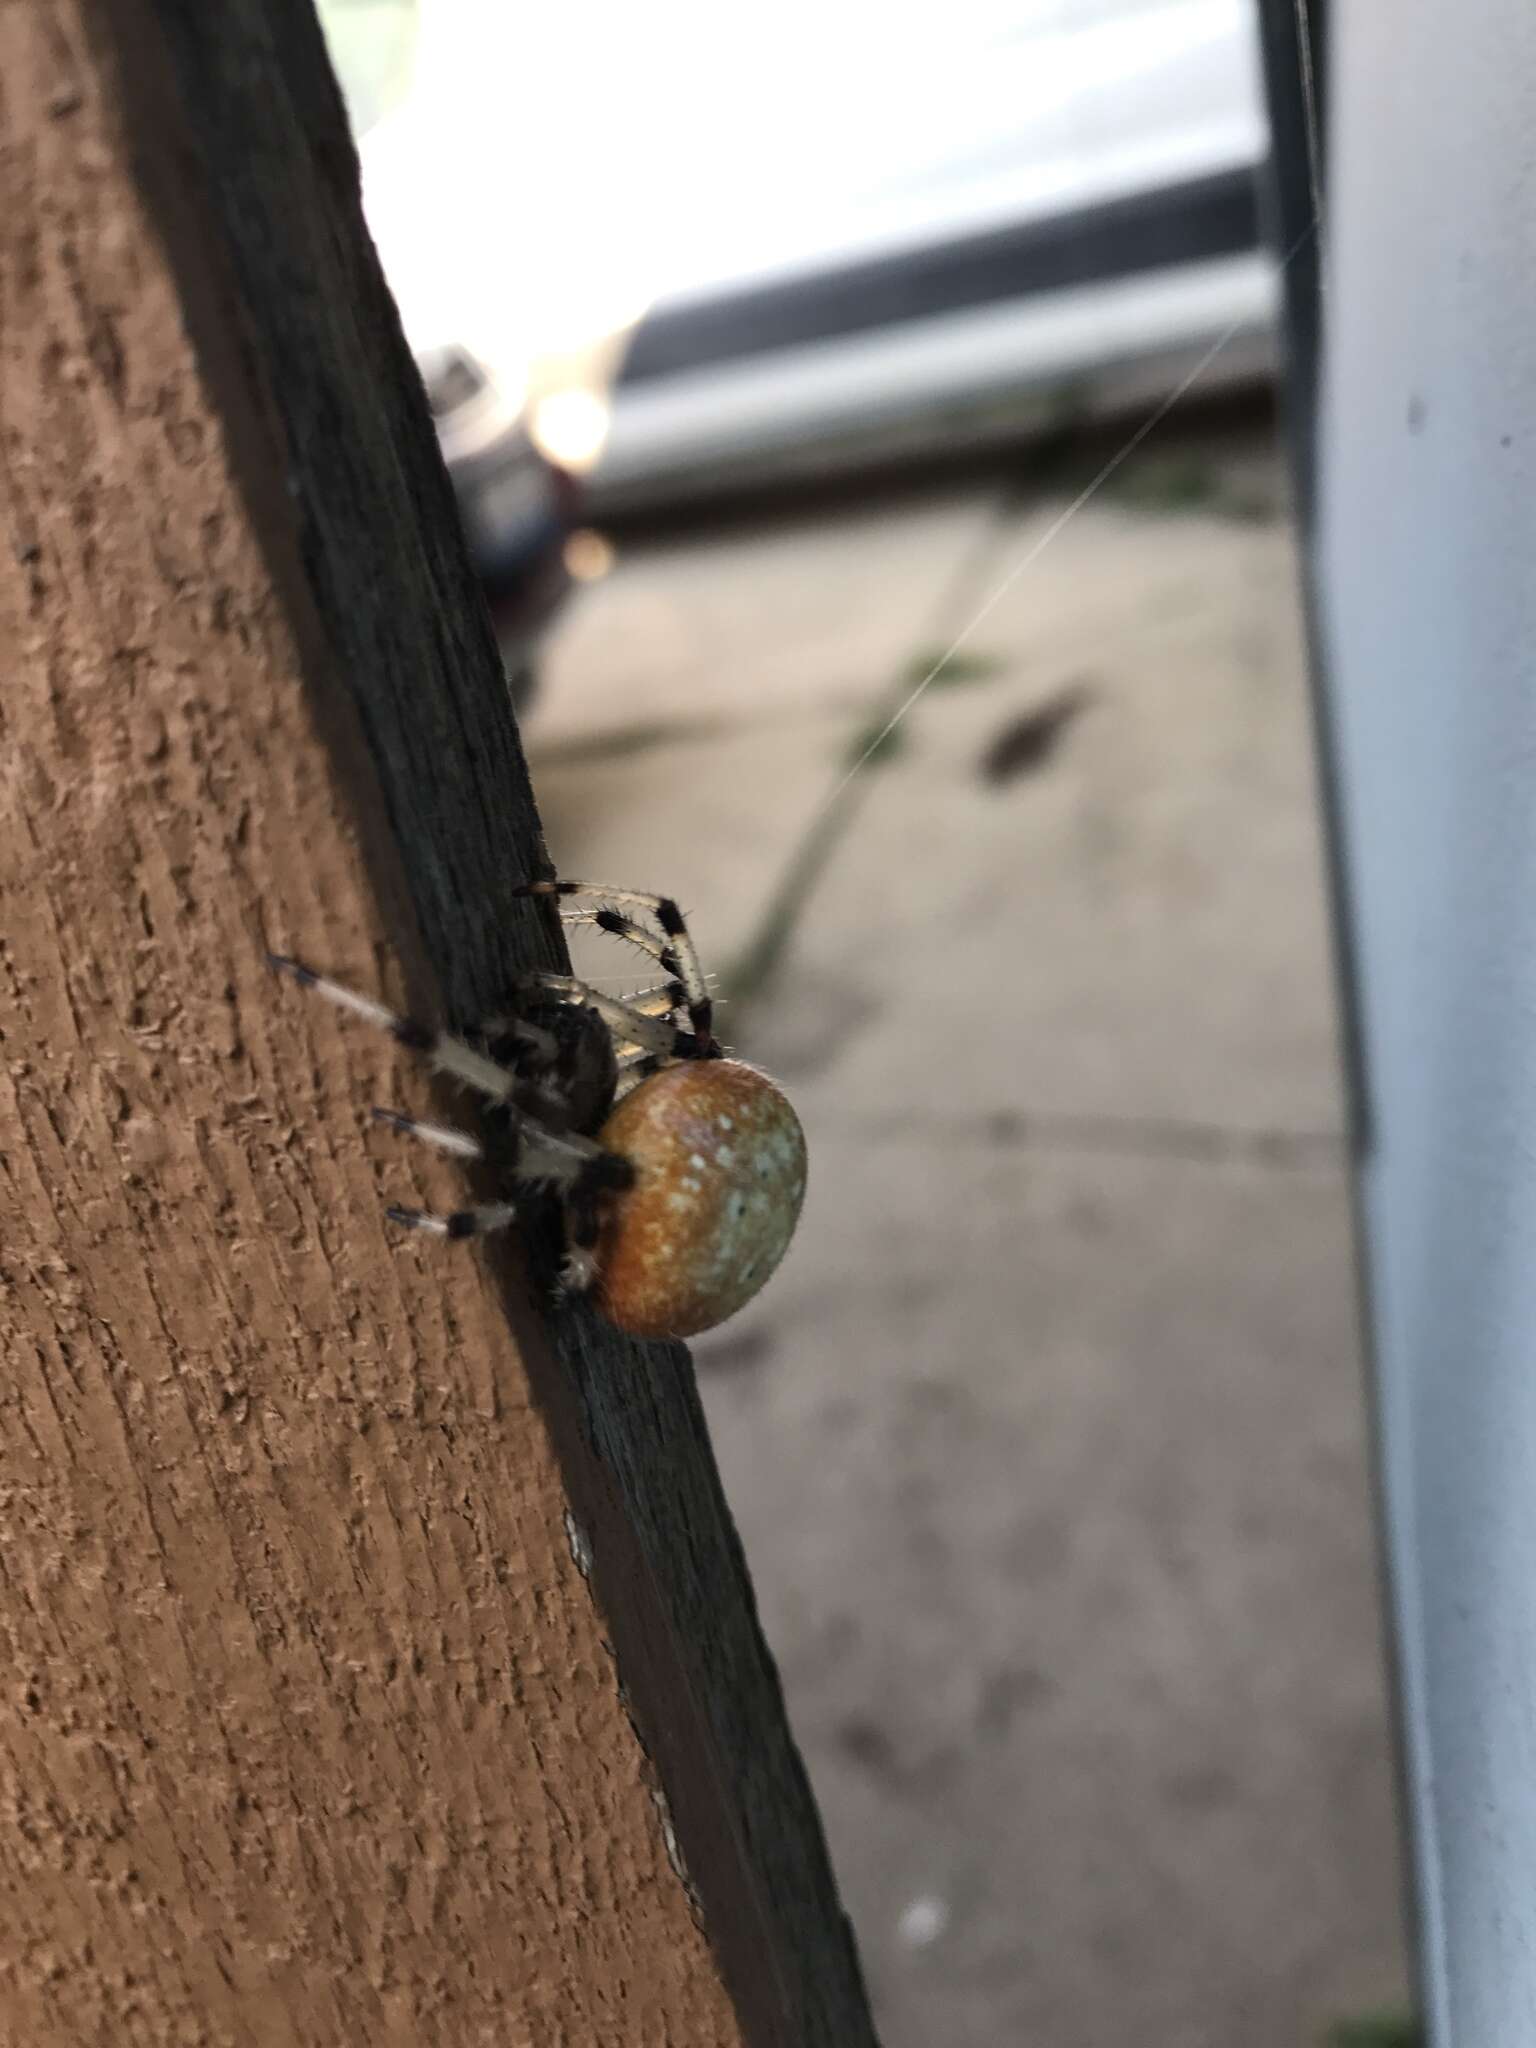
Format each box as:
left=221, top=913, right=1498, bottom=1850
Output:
left=594, top=1059, right=807, bottom=1340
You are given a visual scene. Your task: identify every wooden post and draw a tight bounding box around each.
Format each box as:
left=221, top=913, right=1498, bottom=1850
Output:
left=0, top=5, right=878, bottom=2043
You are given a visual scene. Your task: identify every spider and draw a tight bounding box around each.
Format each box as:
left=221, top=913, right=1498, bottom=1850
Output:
left=269, top=879, right=807, bottom=1340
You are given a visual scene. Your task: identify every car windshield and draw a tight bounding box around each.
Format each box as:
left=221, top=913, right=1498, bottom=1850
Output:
left=316, top=0, right=420, bottom=140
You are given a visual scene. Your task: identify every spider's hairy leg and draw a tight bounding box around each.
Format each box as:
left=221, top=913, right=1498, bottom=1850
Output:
left=510, top=1121, right=636, bottom=1190
left=386, top=1202, right=518, bottom=1239
left=516, top=880, right=715, bottom=1047
left=371, top=1108, right=482, bottom=1159
left=383, top=1133, right=632, bottom=1239
left=623, top=983, right=695, bottom=1015
left=269, top=954, right=518, bottom=1101
left=559, top=1241, right=601, bottom=1294
left=560, top=1181, right=606, bottom=1297
left=559, top=905, right=684, bottom=983
left=526, top=971, right=682, bottom=1057
left=373, top=1102, right=633, bottom=1190
left=553, top=1124, right=650, bottom=1300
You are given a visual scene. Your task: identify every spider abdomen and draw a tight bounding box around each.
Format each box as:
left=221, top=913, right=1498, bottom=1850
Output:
left=593, top=1059, right=807, bottom=1340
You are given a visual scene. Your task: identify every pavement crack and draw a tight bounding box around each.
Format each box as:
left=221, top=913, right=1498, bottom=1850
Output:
left=725, top=484, right=1022, bottom=1012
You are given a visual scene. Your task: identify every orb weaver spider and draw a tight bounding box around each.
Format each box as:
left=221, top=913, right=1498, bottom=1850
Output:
left=271, top=879, right=806, bottom=1338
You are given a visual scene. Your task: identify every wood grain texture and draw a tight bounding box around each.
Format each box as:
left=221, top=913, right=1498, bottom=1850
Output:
left=0, top=3, right=876, bottom=2043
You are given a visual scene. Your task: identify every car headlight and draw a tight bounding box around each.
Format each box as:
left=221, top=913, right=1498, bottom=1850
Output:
left=529, top=389, right=612, bottom=473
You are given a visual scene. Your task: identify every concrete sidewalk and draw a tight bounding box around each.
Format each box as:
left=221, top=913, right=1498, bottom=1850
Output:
left=523, top=417, right=1409, bottom=2048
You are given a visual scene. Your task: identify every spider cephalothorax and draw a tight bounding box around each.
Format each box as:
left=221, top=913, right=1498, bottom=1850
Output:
left=270, top=879, right=806, bottom=1339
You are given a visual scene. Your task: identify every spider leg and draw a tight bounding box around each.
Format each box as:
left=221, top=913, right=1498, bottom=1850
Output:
left=551, top=915, right=725, bottom=1048
left=604, top=982, right=699, bottom=1029
left=560, top=1176, right=609, bottom=1295
left=612, top=1047, right=663, bottom=1104
left=615, top=1044, right=662, bottom=1072
left=386, top=1202, right=518, bottom=1239
left=613, top=982, right=690, bottom=1011
left=371, top=1108, right=482, bottom=1159
left=273, top=956, right=638, bottom=1285
left=385, top=1137, right=632, bottom=1247
left=515, top=1124, right=633, bottom=1186
left=526, top=972, right=683, bottom=1057
left=372, top=1100, right=626, bottom=1187
left=560, top=907, right=683, bottom=982
left=517, top=881, right=714, bottom=1047
left=380, top=1105, right=631, bottom=1272
left=270, top=955, right=520, bottom=1101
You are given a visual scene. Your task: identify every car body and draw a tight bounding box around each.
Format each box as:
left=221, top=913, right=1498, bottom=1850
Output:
left=320, top=0, right=1275, bottom=525
left=590, top=0, right=1277, bottom=512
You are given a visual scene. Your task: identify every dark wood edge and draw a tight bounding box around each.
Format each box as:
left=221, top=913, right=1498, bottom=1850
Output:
left=85, top=4, right=880, bottom=2042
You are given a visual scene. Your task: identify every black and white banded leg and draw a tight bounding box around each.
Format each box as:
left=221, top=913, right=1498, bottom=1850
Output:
left=371, top=1104, right=621, bottom=1191
left=556, top=907, right=689, bottom=1010
left=527, top=971, right=685, bottom=1057
left=270, top=956, right=578, bottom=1127
left=369, top=1102, right=631, bottom=1267
left=271, top=954, right=631, bottom=1281
left=366, top=1108, right=519, bottom=1240
left=517, top=880, right=715, bottom=1047
left=269, top=956, right=522, bottom=1101
left=364, top=1112, right=512, bottom=1241
left=370, top=1108, right=483, bottom=1159
left=386, top=1200, right=519, bottom=1240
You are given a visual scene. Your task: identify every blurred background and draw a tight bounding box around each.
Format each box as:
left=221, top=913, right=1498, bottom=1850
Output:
left=320, top=2, right=1411, bottom=2041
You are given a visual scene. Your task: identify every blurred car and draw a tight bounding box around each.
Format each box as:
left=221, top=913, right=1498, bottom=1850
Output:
left=320, top=0, right=1276, bottom=523
left=317, top=0, right=580, bottom=706
left=591, top=0, right=1278, bottom=512
left=416, top=340, right=580, bottom=704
